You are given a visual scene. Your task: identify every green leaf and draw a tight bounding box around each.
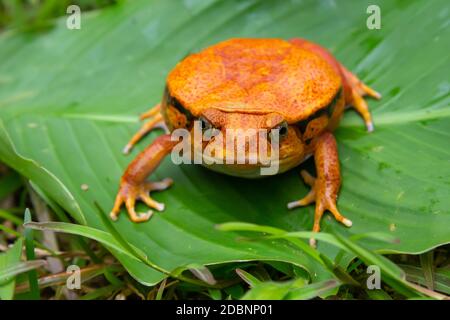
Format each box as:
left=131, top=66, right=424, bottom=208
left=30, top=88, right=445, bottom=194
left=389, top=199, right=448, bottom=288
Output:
left=207, top=288, right=222, bottom=300
left=0, top=0, right=449, bottom=286
left=0, top=239, right=23, bottom=300
left=284, top=280, right=341, bottom=300
left=235, top=268, right=261, bottom=287
left=0, top=122, right=85, bottom=225
left=241, top=279, right=302, bottom=300
left=241, top=278, right=337, bottom=300
left=365, top=289, right=392, bottom=300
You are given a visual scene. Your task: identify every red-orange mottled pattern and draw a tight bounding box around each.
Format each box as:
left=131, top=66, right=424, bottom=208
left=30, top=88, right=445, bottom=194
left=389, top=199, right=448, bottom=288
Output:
left=167, top=38, right=341, bottom=123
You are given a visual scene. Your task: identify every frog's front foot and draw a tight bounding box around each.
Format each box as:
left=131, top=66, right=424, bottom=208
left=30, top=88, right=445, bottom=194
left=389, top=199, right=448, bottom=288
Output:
left=287, top=170, right=352, bottom=247
left=287, top=132, right=352, bottom=248
left=110, top=178, right=173, bottom=222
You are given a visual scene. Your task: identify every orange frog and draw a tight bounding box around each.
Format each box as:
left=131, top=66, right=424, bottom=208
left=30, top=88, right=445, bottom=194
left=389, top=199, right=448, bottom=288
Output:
left=111, top=38, right=381, bottom=247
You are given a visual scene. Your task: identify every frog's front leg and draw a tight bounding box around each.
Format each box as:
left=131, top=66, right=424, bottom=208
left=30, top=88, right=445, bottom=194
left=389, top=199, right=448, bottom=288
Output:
left=287, top=131, right=352, bottom=247
left=111, top=134, right=177, bottom=222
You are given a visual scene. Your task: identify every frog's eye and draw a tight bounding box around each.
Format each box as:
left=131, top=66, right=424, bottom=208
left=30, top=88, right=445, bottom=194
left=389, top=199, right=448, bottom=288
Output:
left=199, top=117, right=213, bottom=131
left=164, top=85, right=193, bottom=123
left=270, top=121, right=288, bottom=139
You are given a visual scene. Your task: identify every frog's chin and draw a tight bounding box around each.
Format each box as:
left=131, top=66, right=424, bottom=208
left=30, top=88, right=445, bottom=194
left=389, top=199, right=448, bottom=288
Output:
left=196, top=150, right=310, bottom=179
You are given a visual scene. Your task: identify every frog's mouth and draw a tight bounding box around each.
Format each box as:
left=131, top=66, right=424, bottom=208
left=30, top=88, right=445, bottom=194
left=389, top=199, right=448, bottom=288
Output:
left=195, top=149, right=308, bottom=178
left=190, top=132, right=307, bottom=178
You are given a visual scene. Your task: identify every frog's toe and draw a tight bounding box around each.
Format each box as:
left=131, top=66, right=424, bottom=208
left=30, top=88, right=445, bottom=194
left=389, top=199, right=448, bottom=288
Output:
left=300, top=170, right=315, bottom=186
left=140, top=178, right=173, bottom=212
left=326, top=201, right=353, bottom=228
left=287, top=170, right=316, bottom=209
left=110, top=192, right=125, bottom=221
left=140, top=193, right=165, bottom=212
left=116, top=191, right=154, bottom=223
left=287, top=189, right=315, bottom=209
left=343, top=67, right=381, bottom=100
left=351, top=88, right=375, bottom=133
left=126, top=197, right=153, bottom=223
left=145, top=178, right=173, bottom=191
left=308, top=200, right=351, bottom=248
left=361, top=82, right=382, bottom=100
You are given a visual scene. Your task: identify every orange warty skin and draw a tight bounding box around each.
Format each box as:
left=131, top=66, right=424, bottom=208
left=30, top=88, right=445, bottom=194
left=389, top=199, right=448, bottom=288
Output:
left=111, top=38, right=381, bottom=246
left=167, top=38, right=341, bottom=122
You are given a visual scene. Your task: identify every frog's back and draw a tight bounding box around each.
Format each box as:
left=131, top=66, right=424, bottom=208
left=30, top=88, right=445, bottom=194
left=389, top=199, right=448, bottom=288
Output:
left=167, top=38, right=341, bottom=123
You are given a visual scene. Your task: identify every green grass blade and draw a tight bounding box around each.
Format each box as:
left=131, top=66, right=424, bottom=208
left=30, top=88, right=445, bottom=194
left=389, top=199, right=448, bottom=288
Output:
left=419, top=251, right=435, bottom=290
left=79, top=284, right=121, bottom=300
left=235, top=268, right=261, bottom=287
left=0, top=260, right=47, bottom=285
left=23, top=221, right=142, bottom=262
left=365, top=289, right=393, bottom=300
left=400, top=264, right=450, bottom=295
left=23, top=208, right=40, bottom=299
left=332, top=230, right=422, bottom=298
left=216, top=222, right=322, bottom=262
left=0, top=239, right=23, bottom=300
left=285, top=280, right=340, bottom=300
left=0, top=209, right=23, bottom=226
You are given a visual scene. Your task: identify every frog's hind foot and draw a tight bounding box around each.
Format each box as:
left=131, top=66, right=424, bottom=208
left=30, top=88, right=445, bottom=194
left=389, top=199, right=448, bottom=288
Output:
left=110, top=178, right=173, bottom=222
left=342, top=67, right=381, bottom=132
left=123, top=103, right=168, bottom=154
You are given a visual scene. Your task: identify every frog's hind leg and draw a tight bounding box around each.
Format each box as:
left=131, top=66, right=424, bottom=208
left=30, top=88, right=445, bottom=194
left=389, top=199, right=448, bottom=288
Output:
left=140, top=103, right=162, bottom=120
left=342, top=67, right=381, bottom=132
left=123, top=103, right=168, bottom=154
left=287, top=132, right=352, bottom=247
left=288, top=38, right=381, bottom=132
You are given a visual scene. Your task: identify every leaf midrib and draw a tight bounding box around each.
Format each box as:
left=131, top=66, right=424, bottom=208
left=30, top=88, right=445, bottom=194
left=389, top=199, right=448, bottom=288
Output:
left=9, top=106, right=448, bottom=128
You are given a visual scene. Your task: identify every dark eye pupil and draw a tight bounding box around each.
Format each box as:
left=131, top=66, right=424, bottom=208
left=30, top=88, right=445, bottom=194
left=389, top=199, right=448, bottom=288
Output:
left=199, top=117, right=210, bottom=130
left=269, top=122, right=288, bottom=140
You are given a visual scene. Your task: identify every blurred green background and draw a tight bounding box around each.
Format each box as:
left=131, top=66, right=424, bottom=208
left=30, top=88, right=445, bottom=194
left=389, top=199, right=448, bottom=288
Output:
left=0, top=0, right=118, bottom=30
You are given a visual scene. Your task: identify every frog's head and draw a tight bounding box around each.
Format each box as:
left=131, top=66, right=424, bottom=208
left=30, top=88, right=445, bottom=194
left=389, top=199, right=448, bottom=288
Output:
left=162, top=86, right=314, bottom=177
